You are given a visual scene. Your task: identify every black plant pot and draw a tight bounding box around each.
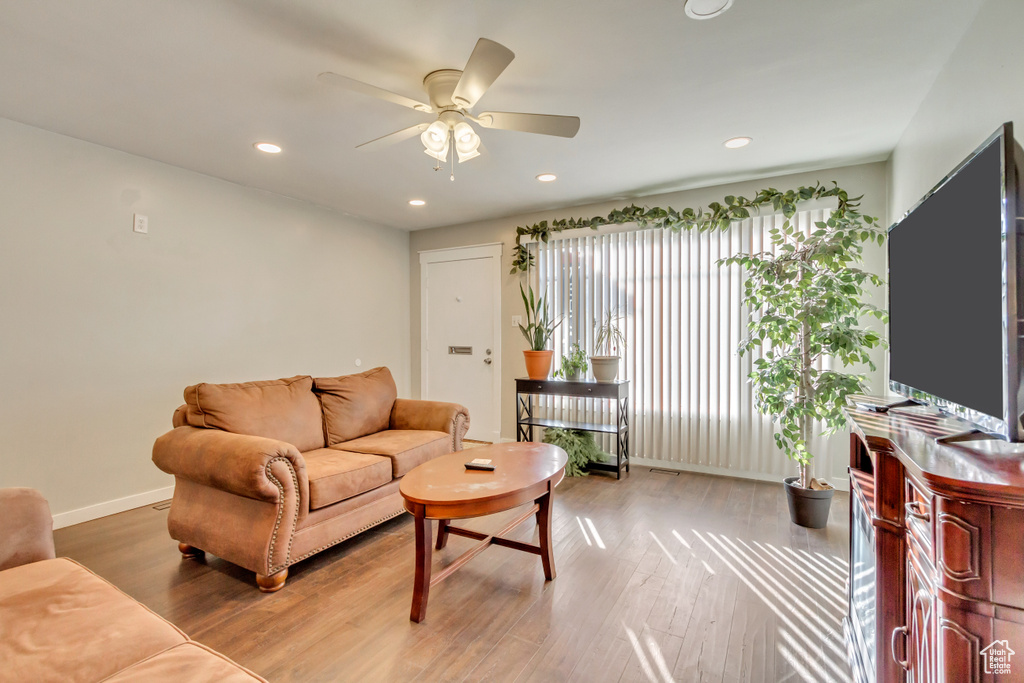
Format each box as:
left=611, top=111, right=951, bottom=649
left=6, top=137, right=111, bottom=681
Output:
left=783, top=476, right=835, bottom=529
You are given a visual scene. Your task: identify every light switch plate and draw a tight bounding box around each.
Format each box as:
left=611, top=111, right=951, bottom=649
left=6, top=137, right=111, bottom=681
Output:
left=512, top=315, right=522, bottom=328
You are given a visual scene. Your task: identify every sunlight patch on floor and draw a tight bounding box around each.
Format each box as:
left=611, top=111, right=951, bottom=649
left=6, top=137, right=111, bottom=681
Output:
left=584, top=517, right=606, bottom=549
left=691, top=529, right=851, bottom=683
left=648, top=531, right=678, bottom=565
left=576, top=516, right=592, bottom=546
left=623, top=624, right=674, bottom=683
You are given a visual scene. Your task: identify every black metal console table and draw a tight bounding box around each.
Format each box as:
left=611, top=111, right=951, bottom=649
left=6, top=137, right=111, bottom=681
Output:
left=515, top=378, right=629, bottom=479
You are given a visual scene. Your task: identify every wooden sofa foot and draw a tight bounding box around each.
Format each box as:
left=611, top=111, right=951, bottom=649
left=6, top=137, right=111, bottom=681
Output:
left=256, top=568, right=288, bottom=593
left=178, top=543, right=204, bottom=559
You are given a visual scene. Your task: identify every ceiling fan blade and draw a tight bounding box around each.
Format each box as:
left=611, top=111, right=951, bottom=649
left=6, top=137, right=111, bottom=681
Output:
left=475, top=112, right=580, bottom=138
left=451, top=38, right=515, bottom=109
left=355, top=123, right=430, bottom=150
left=318, top=72, right=433, bottom=112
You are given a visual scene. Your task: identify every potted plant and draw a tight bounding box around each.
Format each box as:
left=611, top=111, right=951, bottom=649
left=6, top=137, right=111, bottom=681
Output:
left=541, top=427, right=606, bottom=476
left=552, top=343, right=588, bottom=381
left=721, top=210, right=886, bottom=528
left=519, top=283, right=561, bottom=380
left=591, top=310, right=626, bottom=383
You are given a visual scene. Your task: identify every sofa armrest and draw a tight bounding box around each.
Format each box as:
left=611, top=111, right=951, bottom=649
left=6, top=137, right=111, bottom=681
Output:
left=152, top=427, right=309, bottom=504
left=0, top=488, right=55, bottom=571
left=390, top=399, right=470, bottom=451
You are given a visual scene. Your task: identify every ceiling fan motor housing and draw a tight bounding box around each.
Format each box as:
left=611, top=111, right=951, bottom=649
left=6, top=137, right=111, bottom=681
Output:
left=423, top=69, right=464, bottom=110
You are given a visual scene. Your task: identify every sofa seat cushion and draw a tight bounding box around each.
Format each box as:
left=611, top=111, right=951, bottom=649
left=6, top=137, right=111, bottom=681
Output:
left=314, top=367, right=398, bottom=445
left=183, top=375, right=325, bottom=453
left=303, top=449, right=393, bottom=510
left=0, top=557, right=187, bottom=683
left=101, top=642, right=267, bottom=682
left=333, top=430, right=451, bottom=478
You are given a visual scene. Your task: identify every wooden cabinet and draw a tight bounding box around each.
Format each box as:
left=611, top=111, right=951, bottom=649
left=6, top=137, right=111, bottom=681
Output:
left=846, top=403, right=1024, bottom=683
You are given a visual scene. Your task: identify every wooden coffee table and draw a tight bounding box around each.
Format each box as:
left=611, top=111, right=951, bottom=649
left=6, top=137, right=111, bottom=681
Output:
left=399, top=442, right=567, bottom=622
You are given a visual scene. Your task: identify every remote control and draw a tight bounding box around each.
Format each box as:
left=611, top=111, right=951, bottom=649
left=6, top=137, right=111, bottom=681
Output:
left=465, top=458, right=495, bottom=471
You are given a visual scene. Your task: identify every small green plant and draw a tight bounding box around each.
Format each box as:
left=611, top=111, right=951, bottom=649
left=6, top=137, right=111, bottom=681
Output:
left=594, top=310, right=626, bottom=356
left=541, top=427, right=606, bottom=476
left=519, top=283, right=561, bottom=351
left=553, top=343, right=588, bottom=380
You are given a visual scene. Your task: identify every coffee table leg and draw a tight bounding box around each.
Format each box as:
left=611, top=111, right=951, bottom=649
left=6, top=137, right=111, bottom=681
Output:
left=411, top=509, right=432, bottom=623
left=537, top=485, right=556, bottom=581
left=436, top=519, right=450, bottom=550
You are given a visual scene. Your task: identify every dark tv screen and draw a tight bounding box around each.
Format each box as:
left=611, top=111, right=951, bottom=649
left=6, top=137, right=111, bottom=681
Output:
left=888, top=138, right=1005, bottom=421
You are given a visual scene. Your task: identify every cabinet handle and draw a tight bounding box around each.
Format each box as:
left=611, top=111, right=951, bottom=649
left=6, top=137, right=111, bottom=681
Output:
left=905, top=500, right=930, bottom=523
left=891, top=625, right=909, bottom=671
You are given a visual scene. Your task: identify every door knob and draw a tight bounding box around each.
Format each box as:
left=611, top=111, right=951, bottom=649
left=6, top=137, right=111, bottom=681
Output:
left=483, top=357, right=492, bottom=365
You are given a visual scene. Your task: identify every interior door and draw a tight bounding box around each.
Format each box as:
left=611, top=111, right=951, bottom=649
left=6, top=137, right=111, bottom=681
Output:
left=421, top=245, right=501, bottom=443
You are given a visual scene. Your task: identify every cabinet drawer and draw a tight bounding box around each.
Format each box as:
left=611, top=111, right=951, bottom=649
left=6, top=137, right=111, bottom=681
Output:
left=905, top=477, right=934, bottom=561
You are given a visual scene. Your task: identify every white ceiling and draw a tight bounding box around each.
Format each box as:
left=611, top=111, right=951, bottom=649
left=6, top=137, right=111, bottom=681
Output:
left=0, top=0, right=984, bottom=230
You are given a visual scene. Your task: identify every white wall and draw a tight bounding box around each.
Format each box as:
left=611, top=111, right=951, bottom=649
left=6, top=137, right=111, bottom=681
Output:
left=410, top=162, right=888, bottom=485
left=889, top=0, right=1024, bottom=221
left=0, top=117, right=410, bottom=525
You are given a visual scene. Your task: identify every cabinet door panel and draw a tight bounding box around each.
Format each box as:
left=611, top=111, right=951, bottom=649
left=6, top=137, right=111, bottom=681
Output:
left=907, top=549, right=936, bottom=683
left=934, top=496, right=990, bottom=604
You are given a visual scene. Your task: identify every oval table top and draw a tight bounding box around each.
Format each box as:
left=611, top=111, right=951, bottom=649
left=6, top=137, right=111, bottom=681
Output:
left=399, top=442, right=567, bottom=510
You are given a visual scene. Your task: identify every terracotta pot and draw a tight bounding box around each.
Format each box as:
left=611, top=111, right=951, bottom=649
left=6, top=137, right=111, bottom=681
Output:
left=590, top=355, right=620, bottom=383
left=523, top=350, right=554, bottom=380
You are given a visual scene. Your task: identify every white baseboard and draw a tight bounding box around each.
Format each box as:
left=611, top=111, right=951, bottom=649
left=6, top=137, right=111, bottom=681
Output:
left=52, top=485, right=174, bottom=530
left=629, top=457, right=851, bottom=492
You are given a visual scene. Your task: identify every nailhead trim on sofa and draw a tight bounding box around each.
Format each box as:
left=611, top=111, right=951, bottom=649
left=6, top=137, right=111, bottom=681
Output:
left=287, top=509, right=406, bottom=565
left=264, top=456, right=300, bottom=576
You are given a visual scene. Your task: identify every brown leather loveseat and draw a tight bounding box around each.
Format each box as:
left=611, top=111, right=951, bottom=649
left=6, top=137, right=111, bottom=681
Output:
left=153, top=367, right=468, bottom=592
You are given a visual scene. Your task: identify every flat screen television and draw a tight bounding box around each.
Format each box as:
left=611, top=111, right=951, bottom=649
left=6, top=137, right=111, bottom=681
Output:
left=888, top=122, right=1024, bottom=441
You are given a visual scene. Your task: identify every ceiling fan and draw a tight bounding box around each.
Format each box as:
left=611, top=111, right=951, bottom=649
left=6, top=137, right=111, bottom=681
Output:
left=317, top=38, right=580, bottom=171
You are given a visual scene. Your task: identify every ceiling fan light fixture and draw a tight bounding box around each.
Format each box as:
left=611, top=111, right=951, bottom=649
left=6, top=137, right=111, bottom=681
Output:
left=453, top=121, right=475, bottom=144
left=422, top=120, right=449, bottom=147
left=423, top=146, right=449, bottom=162
left=421, top=120, right=450, bottom=160
left=684, top=0, right=734, bottom=20
left=454, top=121, right=481, bottom=163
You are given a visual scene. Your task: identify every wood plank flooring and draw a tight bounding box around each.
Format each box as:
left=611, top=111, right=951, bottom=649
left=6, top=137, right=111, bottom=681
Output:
left=53, top=469, right=851, bottom=682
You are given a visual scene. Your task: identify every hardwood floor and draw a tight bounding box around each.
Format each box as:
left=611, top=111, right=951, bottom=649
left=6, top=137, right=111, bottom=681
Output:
left=54, top=469, right=851, bottom=682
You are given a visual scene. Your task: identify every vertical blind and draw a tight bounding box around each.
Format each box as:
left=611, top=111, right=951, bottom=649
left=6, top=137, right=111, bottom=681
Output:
left=533, top=209, right=844, bottom=482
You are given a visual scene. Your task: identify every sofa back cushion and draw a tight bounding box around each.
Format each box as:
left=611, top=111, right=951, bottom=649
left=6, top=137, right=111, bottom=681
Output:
left=183, top=375, right=325, bottom=452
left=314, top=367, right=397, bottom=445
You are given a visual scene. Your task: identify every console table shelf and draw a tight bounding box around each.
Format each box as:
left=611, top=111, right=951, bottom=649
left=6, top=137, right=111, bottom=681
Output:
left=515, top=378, right=629, bottom=479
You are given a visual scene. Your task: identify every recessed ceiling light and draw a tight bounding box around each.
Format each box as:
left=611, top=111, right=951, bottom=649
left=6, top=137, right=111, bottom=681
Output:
left=724, top=136, right=752, bottom=149
left=254, top=142, right=282, bottom=154
left=536, top=173, right=557, bottom=182
left=408, top=199, right=426, bottom=206
left=684, top=0, right=734, bottom=20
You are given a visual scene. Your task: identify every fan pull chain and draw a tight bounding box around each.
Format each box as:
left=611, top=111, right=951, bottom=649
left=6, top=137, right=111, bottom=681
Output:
left=450, top=136, right=455, bottom=181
